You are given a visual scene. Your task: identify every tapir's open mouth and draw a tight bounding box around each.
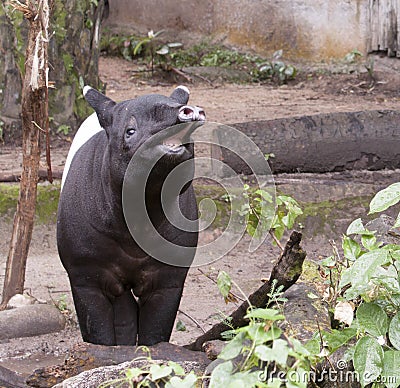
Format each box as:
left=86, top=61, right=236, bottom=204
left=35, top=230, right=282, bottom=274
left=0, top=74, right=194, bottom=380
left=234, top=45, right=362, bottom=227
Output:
left=157, top=121, right=204, bottom=155
left=162, top=140, right=184, bottom=153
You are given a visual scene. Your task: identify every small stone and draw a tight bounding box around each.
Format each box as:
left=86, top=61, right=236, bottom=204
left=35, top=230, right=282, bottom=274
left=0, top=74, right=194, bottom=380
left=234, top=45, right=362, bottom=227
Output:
left=6, top=293, right=37, bottom=309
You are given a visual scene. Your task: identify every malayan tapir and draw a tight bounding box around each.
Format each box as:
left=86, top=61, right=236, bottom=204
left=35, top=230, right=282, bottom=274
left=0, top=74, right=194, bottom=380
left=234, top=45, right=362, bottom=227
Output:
left=57, top=86, right=205, bottom=346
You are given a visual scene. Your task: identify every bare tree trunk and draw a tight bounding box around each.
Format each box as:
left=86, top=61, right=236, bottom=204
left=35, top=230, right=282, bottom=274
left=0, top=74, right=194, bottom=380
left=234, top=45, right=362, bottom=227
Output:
left=1, top=0, right=53, bottom=308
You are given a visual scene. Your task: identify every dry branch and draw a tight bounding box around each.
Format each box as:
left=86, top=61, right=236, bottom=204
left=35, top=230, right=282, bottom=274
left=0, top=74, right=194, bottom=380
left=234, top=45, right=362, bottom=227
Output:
left=186, top=231, right=306, bottom=351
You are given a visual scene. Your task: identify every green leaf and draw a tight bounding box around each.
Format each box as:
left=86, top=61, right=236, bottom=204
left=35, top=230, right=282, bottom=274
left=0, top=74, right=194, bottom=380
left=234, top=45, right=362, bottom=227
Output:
left=254, top=339, right=289, bottom=366
left=209, top=361, right=234, bottom=388
left=255, top=189, right=273, bottom=202
left=361, top=234, right=380, bottom=251
left=322, top=328, right=357, bottom=352
left=340, top=250, right=390, bottom=291
left=271, top=339, right=289, bottom=366
left=356, top=303, right=388, bottom=337
left=167, top=42, right=183, bottom=48
left=286, top=366, right=307, bottom=388
left=287, top=337, right=315, bottom=357
left=125, top=367, right=144, bottom=380
left=381, top=350, right=400, bottom=388
left=217, top=271, right=232, bottom=299
left=353, top=336, right=384, bottom=387
left=150, top=364, right=173, bottom=381
left=133, top=38, right=150, bottom=55
left=254, top=344, right=272, bottom=361
left=369, top=183, right=400, bottom=214
left=394, top=212, right=400, bottom=228
left=209, top=362, right=260, bottom=387
left=156, top=45, right=169, bottom=55
left=346, top=218, right=366, bottom=235
left=247, top=323, right=282, bottom=345
left=165, top=372, right=198, bottom=388
left=245, top=308, right=285, bottom=322
left=168, top=361, right=185, bottom=376
left=175, top=320, right=186, bottom=332
left=303, top=337, right=320, bottom=355
left=153, top=30, right=165, bottom=38
left=372, top=265, right=400, bottom=294
left=389, top=313, right=400, bottom=350
left=342, top=236, right=361, bottom=261
left=218, top=331, right=245, bottom=360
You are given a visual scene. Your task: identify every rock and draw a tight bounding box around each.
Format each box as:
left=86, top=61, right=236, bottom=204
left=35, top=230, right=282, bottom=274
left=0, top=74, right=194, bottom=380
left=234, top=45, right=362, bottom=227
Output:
left=52, top=359, right=204, bottom=388
left=202, top=340, right=226, bottom=360
left=6, top=293, right=37, bottom=309
left=366, top=214, right=399, bottom=245
left=0, top=304, right=65, bottom=341
left=27, top=342, right=210, bottom=387
left=281, top=282, right=330, bottom=341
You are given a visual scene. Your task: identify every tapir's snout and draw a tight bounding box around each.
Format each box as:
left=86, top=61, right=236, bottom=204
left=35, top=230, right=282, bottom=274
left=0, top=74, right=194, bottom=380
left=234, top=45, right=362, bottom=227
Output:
left=178, top=105, right=206, bottom=123
left=150, top=104, right=205, bottom=155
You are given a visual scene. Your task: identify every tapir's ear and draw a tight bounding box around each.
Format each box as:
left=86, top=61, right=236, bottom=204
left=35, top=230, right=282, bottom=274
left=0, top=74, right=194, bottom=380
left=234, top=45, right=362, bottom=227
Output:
left=170, top=85, right=190, bottom=105
left=83, top=86, right=116, bottom=129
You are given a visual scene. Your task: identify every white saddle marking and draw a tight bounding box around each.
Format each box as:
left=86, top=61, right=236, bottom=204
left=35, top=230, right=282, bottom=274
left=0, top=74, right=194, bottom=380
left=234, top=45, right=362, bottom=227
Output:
left=61, top=113, right=104, bottom=190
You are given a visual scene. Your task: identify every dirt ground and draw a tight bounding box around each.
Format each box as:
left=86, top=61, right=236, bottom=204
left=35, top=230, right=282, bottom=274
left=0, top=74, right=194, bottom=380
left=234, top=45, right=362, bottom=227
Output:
left=0, top=55, right=399, bottom=364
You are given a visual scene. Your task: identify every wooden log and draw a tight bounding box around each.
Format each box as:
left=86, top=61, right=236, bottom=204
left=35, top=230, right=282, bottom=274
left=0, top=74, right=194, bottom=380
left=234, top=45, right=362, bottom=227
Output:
left=0, top=168, right=63, bottom=183
left=186, top=231, right=306, bottom=351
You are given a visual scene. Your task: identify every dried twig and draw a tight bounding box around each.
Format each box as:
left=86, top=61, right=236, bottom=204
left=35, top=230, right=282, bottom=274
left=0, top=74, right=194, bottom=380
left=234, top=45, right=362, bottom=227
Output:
left=170, top=67, right=192, bottom=83
left=269, top=230, right=284, bottom=251
left=178, top=309, right=206, bottom=334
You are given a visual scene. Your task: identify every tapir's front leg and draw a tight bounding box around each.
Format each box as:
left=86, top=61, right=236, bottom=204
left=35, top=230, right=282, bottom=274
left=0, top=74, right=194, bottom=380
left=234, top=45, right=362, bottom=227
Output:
left=113, top=289, right=139, bottom=345
left=70, top=284, right=116, bottom=345
left=137, top=286, right=184, bottom=345
left=71, top=284, right=138, bottom=345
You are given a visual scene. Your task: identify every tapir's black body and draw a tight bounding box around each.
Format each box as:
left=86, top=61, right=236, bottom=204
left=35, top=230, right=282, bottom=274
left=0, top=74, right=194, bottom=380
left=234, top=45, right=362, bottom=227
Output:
left=57, top=86, right=204, bottom=346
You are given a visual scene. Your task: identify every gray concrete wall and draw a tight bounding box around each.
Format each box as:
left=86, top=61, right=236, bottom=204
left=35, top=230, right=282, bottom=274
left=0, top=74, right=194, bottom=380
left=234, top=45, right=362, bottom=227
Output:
left=104, top=0, right=369, bottom=60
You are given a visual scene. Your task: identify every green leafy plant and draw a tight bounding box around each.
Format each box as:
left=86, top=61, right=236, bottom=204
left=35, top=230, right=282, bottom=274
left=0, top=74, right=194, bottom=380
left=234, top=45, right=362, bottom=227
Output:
left=168, top=41, right=264, bottom=70
left=101, top=34, right=297, bottom=83
left=344, top=49, right=363, bottom=64
left=210, top=271, right=322, bottom=387
left=56, top=124, right=71, bottom=136
left=100, top=347, right=198, bottom=388
left=252, top=50, right=297, bottom=83
left=319, top=182, right=400, bottom=387
left=240, top=185, right=303, bottom=243
left=131, top=30, right=183, bottom=75
left=55, top=294, right=69, bottom=313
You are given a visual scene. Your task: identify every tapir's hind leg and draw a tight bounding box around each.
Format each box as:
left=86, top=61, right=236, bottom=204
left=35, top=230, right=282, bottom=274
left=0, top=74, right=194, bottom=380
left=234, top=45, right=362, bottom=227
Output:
left=137, top=287, right=183, bottom=346
left=70, top=285, right=116, bottom=345
left=112, top=289, right=138, bottom=345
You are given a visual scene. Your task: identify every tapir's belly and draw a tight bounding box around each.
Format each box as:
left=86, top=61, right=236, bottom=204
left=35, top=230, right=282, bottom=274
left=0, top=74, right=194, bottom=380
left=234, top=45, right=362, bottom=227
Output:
left=58, top=204, right=193, bottom=299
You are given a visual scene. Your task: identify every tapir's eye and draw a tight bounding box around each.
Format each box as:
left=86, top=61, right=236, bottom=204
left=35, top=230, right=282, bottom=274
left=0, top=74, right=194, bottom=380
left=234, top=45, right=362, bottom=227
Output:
left=126, top=128, right=136, bottom=137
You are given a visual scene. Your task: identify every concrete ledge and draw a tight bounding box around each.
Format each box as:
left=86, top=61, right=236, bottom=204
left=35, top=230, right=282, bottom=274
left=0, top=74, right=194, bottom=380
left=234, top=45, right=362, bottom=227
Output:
left=0, top=304, right=65, bottom=340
